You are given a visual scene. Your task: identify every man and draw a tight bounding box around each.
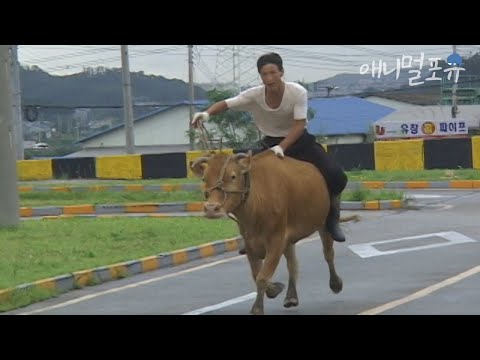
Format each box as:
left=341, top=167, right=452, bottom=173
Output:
left=191, top=52, right=348, bottom=252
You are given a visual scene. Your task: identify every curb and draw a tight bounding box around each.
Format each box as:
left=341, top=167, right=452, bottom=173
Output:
left=18, top=180, right=480, bottom=193
left=341, top=199, right=406, bottom=210
left=19, top=200, right=408, bottom=218
left=0, top=235, right=244, bottom=306
left=33, top=213, right=204, bottom=220
left=20, top=202, right=204, bottom=217
left=345, top=180, right=480, bottom=189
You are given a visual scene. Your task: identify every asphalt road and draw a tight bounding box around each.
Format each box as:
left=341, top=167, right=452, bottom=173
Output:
left=5, top=189, right=480, bottom=315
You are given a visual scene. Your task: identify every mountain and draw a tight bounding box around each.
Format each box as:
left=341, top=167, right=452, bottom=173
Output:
left=19, top=66, right=209, bottom=142
left=309, top=68, right=436, bottom=96
left=20, top=65, right=208, bottom=107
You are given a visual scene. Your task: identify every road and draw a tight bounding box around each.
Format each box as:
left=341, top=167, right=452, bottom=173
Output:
left=5, top=189, right=480, bottom=315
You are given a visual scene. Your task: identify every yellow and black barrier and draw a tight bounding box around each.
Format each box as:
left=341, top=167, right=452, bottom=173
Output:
left=15, top=136, right=480, bottom=181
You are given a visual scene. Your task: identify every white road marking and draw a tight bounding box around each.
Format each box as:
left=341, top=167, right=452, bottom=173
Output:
left=348, top=231, right=476, bottom=258
left=407, top=194, right=456, bottom=199
left=182, top=292, right=257, bottom=315
left=358, top=264, right=480, bottom=315
left=16, top=235, right=321, bottom=315
left=17, top=255, right=245, bottom=315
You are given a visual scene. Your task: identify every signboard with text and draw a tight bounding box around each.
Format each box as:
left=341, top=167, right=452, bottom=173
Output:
left=373, top=119, right=469, bottom=139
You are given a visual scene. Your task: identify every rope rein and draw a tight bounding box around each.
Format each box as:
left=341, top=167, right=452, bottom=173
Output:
left=194, top=120, right=248, bottom=223
left=196, top=119, right=222, bottom=154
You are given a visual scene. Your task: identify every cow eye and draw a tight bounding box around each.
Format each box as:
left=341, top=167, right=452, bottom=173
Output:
left=231, top=174, right=236, bottom=180
left=204, top=191, right=209, bottom=199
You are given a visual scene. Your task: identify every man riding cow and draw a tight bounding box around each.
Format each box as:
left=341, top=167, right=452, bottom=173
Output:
left=191, top=52, right=349, bottom=256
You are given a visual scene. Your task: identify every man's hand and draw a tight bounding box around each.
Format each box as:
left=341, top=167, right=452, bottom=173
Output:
left=270, top=145, right=284, bottom=158
left=191, top=112, right=209, bottom=128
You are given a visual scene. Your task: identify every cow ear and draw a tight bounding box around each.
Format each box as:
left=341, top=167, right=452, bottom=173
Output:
left=234, top=150, right=252, bottom=174
left=191, top=157, right=210, bottom=178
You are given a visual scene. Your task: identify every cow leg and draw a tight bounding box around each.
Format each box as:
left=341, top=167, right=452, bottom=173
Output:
left=251, top=241, right=284, bottom=315
left=283, top=243, right=299, bottom=308
left=246, top=252, right=262, bottom=284
left=319, top=229, right=343, bottom=294
left=246, top=252, right=284, bottom=301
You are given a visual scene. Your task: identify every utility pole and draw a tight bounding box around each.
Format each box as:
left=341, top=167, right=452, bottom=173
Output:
left=235, top=45, right=241, bottom=94
left=188, top=45, right=195, bottom=150
left=232, top=45, right=237, bottom=93
left=9, top=45, right=24, bottom=160
left=121, top=45, right=135, bottom=154
left=452, top=45, right=458, bottom=118
left=0, top=45, right=20, bottom=226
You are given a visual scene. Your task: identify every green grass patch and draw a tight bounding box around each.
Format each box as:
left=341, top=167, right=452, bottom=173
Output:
left=346, top=169, right=480, bottom=181
left=20, top=190, right=205, bottom=207
left=18, top=169, right=480, bottom=188
left=0, top=286, right=59, bottom=313
left=19, top=189, right=404, bottom=207
left=343, top=189, right=405, bottom=202
left=0, top=217, right=239, bottom=291
left=19, top=178, right=201, bottom=186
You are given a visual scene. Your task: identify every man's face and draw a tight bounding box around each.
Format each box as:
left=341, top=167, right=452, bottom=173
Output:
left=259, top=64, right=283, bottom=88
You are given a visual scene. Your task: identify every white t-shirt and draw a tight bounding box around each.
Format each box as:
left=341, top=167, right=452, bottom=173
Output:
left=224, top=81, right=308, bottom=137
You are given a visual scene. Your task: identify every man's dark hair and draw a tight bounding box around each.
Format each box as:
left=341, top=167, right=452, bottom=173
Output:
left=257, top=52, right=284, bottom=73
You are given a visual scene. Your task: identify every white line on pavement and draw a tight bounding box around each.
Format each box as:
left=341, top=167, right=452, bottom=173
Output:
left=182, top=292, right=257, bottom=315
left=358, top=265, right=480, bottom=315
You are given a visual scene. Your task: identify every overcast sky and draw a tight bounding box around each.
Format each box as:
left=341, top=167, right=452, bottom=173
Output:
left=18, top=45, right=480, bottom=86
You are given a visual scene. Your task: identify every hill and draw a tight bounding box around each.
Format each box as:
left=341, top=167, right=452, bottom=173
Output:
left=20, top=65, right=207, bottom=107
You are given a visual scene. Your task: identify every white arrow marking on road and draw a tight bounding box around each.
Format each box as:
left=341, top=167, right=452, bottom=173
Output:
left=348, top=231, right=476, bottom=258
left=407, top=194, right=456, bottom=199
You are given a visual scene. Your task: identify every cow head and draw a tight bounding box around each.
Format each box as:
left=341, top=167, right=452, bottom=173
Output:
left=191, top=151, right=252, bottom=219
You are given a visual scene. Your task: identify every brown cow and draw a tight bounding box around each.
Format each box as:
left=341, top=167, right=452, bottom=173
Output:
left=191, top=149, right=347, bottom=315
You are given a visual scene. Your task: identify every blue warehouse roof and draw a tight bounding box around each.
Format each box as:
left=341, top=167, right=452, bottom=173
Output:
left=306, top=96, right=396, bottom=136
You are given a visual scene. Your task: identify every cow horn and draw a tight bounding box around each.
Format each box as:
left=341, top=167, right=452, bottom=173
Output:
left=191, top=156, right=210, bottom=169
left=233, top=152, right=249, bottom=161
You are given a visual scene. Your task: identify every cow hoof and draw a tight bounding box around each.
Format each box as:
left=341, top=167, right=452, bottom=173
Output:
left=330, top=276, right=343, bottom=294
left=266, top=282, right=285, bottom=299
left=283, top=298, right=299, bottom=308
left=250, top=307, right=264, bottom=315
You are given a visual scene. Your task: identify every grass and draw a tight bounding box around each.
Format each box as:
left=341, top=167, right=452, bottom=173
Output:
left=20, top=190, right=205, bottom=207
left=18, top=169, right=480, bottom=188
left=18, top=178, right=200, bottom=186
left=19, top=189, right=404, bottom=207
left=0, top=217, right=238, bottom=291
left=346, top=169, right=480, bottom=181
left=342, top=189, right=405, bottom=202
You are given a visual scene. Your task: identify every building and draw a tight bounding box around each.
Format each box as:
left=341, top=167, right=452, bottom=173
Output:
left=362, top=93, right=480, bottom=132
left=67, top=101, right=210, bottom=157
left=306, top=96, right=396, bottom=144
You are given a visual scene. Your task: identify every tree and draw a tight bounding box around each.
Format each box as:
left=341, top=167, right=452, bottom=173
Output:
left=198, top=88, right=261, bottom=149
